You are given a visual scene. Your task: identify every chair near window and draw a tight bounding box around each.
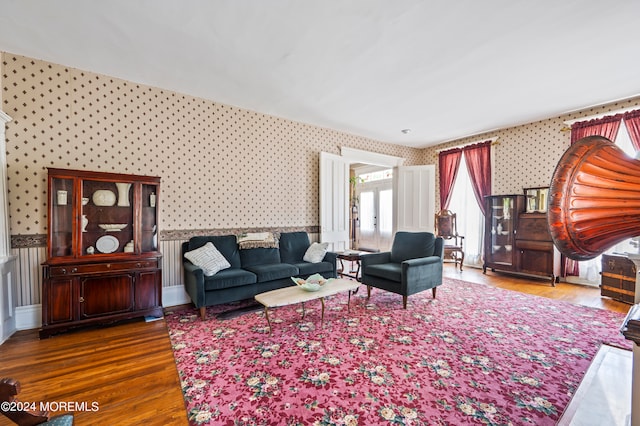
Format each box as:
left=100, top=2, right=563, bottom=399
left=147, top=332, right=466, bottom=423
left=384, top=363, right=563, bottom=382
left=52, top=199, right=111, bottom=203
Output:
left=434, top=209, right=464, bottom=271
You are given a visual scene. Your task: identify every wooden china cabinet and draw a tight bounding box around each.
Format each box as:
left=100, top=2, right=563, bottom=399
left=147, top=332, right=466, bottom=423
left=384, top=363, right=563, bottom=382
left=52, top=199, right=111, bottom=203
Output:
left=40, top=168, right=162, bottom=338
left=483, top=192, right=560, bottom=285
left=483, top=195, right=524, bottom=276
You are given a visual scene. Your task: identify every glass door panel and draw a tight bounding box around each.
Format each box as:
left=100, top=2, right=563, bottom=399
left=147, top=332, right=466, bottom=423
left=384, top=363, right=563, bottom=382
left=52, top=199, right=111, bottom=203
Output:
left=50, top=178, right=74, bottom=257
left=141, top=184, right=158, bottom=252
left=488, top=196, right=515, bottom=266
left=356, top=182, right=393, bottom=252
left=378, top=188, right=393, bottom=251
left=359, top=190, right=376, bottom=250
left=82, top=180, right=134, bottom=255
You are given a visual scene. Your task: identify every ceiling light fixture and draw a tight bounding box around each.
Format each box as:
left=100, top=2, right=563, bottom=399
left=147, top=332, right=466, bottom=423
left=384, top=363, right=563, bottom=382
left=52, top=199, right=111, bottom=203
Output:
left=401, top=129, right=411, bottom=134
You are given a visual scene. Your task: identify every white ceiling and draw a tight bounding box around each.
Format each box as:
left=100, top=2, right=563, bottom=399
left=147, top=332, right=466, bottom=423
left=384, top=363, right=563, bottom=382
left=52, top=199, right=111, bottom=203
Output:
left=1, top=1, right=639, bottom=148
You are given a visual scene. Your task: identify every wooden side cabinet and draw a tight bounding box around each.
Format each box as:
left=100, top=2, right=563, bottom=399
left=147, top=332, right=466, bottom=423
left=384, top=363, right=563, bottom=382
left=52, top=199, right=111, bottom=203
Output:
left=40, top=168, right=162, bottom=338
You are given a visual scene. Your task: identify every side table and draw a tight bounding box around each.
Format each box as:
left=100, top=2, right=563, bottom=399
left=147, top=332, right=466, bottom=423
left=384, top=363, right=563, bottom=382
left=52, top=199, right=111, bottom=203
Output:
left=336, top=251, right=369, bottom=282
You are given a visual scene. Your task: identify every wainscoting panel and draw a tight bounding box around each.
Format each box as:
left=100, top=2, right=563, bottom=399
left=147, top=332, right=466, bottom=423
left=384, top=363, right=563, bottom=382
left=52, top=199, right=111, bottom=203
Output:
left=160, top=239, right=186, bottom=288
left=11, top=246, right=45, bottom=307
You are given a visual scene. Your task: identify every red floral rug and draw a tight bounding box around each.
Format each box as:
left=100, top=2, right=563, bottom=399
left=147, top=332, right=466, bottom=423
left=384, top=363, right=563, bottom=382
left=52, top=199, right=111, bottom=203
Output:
left=165, top=278, right=631, bottom=425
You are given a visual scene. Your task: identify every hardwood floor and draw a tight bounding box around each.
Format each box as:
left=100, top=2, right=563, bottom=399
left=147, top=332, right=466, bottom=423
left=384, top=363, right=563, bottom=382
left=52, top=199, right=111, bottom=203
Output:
left=0, top=264, right=631, bottom=425
left=0, top=319, right=187, bottom=425
left=444, top=264, right=631, bottom=314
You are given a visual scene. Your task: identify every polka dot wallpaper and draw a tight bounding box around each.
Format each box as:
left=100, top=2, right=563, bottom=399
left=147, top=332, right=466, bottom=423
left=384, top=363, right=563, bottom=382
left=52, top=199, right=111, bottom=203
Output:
left=422, top=97, right=640, bottom=210
left=1, top=52, right=421, bottom=236
left=2, top=51, right=640, bottom=236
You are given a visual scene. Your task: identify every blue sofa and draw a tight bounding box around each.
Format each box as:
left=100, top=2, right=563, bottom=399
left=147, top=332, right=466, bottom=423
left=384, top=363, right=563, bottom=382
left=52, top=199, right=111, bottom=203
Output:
left=182, top=231, right=337, bottom=319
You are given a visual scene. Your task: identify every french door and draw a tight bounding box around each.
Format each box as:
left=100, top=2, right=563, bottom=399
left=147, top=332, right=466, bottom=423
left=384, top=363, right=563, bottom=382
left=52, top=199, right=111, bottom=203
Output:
left=357, top=180, right=393, bottom=252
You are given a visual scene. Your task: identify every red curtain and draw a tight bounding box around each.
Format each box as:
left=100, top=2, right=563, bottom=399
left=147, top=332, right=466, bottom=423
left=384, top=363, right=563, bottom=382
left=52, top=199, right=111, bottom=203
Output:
left=438, top=148, right=462, bottom=210
left=624, top=110, right=640, bottom=151
left=570, top=114, right=623, bottom=144
left=565, top=113, right=623, bottom=277
left=462, top=141, right=492, bottom=216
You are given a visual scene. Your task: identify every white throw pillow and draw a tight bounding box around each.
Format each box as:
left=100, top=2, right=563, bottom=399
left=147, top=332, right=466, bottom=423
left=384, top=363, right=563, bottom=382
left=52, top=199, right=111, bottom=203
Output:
left=184, top=242, right=231, bottom=276
left=303, top=242, right=329, bottom=263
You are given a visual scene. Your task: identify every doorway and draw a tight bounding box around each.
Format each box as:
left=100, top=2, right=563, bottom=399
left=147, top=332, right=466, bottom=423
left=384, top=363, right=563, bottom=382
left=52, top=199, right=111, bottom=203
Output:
left=356, top=180, right=393, bottom=252
left=320, top=147, right=434, bottom=251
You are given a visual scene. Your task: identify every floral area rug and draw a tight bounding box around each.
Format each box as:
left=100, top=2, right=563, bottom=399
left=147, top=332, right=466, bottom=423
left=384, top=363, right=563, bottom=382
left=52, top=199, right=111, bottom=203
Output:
left=165, top=278, right=631, bottom=425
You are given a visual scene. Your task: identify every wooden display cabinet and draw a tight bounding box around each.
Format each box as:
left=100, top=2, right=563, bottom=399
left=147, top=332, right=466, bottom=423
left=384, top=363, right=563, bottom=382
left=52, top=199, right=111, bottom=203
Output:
left=483, top=193, right=559, bottom=285
left=41, top=168, right=162, bottom=338
left=483, top=195, right=524, bottom=274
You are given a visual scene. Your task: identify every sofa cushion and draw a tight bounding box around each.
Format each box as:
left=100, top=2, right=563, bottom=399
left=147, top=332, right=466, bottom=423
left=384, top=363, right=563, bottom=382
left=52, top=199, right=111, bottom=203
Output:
left=293, top=261, right=334, bottom=277
left=243, top=263, right=298, bottom=283
left=204, top=268, right=257, bottom=291
left=279, top=232, right=311, bottom=263
left=184, top=242, right=231, bottom=276
left=390, top=232, right=436, bottom=263
left=364, top=263, right=402, bottom=282
left=240, top=248, right=281, bottom=267
left=189, top=235, right=241, bottom=268
left=303, top=242, right=329, bottom=263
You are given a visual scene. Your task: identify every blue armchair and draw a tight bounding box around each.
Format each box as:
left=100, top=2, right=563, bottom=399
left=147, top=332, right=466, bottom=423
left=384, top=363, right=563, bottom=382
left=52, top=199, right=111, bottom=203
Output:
left=361, top=231, right=444, bottom=308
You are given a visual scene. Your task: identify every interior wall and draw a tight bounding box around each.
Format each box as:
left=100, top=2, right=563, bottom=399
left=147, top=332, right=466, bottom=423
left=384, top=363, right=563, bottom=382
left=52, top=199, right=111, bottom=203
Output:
left=1, top=52, right=422, bottom=236
left=422, top=95, right=640, bottom=211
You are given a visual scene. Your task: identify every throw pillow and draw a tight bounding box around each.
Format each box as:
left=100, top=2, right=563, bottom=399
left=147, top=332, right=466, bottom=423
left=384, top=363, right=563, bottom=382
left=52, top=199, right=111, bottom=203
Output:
left=303, top=242, right=329, bottom=263
left=184, top=242, right=231, bottom=276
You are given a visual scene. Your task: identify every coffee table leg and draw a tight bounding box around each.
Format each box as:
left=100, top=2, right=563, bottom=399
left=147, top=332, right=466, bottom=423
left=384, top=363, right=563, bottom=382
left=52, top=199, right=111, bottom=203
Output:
left=263, top=307, right=272, bottom=334
left=301, top=302, right=306, bottom=319
left=347, top=290, right=352, bottom=313
left=320, top=297, right=325, bottom=326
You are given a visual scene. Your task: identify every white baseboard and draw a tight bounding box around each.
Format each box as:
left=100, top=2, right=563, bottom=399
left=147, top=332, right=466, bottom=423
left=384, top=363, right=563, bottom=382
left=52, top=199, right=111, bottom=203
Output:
left=162, top=285, right=191, bottom=307
left=16, top=304, right=41, bottom=331
left=13, top=286, right=191, bottom=331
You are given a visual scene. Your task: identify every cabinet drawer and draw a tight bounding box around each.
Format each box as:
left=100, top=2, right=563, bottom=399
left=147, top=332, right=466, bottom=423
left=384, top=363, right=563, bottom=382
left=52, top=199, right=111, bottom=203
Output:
left=515, top=240, right=554, bottom=251
left=50, top=260, right=158, bottom=276
left=516, top=215, right=551, bottom=241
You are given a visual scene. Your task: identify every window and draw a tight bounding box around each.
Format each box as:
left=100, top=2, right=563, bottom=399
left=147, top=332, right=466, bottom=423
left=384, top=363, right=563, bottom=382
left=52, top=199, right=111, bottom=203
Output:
left=358, top=169, right=393, bottom=183
left=447, top=155, right=484, bottom=267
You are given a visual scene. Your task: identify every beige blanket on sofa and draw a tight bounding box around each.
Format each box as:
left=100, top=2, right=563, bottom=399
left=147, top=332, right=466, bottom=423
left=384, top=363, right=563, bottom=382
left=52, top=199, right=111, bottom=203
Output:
left=237, top=232, right=278, bottom=249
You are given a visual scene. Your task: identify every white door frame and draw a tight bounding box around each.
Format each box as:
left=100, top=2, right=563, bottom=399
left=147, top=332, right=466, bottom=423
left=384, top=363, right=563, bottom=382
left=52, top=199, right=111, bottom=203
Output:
left=340, top=147, right=405, bottom=169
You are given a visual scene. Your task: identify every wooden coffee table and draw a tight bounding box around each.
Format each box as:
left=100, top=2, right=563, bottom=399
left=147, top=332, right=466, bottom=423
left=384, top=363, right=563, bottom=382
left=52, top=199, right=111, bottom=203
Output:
left=254, top=278, right=360, bottom=333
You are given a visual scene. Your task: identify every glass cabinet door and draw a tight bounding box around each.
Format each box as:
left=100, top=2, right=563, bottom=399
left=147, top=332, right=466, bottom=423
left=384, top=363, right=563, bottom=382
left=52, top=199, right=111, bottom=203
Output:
left=81, top=180, right=134, bottom=255
left=140, top=184, right=158, bottom=253
left=488, top=196, right=516, bottom=266
left=50, top=178, right=74, bottom=257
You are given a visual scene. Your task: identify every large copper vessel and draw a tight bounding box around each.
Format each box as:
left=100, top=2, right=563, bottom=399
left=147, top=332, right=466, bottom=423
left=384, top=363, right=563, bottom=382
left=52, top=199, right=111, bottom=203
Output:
left=548, top=135, right=640, bottom=261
